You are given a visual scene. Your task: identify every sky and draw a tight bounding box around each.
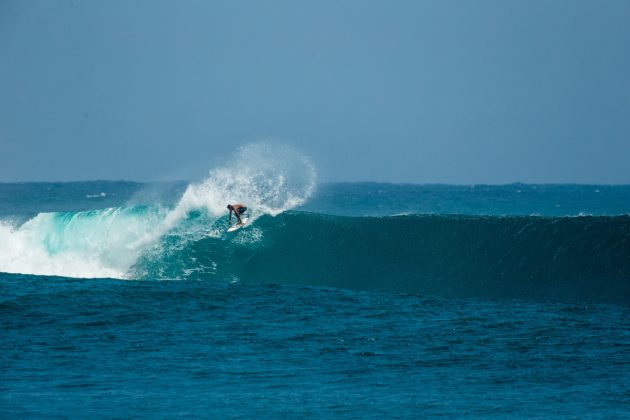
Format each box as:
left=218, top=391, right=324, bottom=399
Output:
left=0, top=0, right=629, bottom=184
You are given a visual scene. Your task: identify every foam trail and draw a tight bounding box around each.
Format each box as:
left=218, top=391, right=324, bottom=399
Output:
left=0, top=142, right=317, bottom=279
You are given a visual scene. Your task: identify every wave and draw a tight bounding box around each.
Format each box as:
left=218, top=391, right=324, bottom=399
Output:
left=133, top=212, right=629, bottom=304
left=1, top=208, right=629, bottom=304
left=0, top=142, right=316, bottom=279
left=1, top=143, right=628, bottom=303
left=0, top=206, right=165, bottom=278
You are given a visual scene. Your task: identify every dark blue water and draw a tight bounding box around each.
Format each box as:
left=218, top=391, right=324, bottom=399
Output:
left=1, top=182, right=630, bottom=417
left=3, top=276, right=629, bottom=418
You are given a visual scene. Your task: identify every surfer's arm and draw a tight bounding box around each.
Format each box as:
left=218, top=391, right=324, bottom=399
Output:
left=228, top=209, right=232, bottom=222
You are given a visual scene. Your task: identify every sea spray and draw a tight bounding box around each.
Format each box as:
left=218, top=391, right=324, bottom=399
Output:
left=162, top=142, right=316, bottom=228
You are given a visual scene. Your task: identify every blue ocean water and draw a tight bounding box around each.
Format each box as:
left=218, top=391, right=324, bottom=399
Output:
left=1, top=178, right=630, bottom=417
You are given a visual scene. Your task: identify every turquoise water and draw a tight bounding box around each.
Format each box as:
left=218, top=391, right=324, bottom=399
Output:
left=1, top=181, right=630, bottom=417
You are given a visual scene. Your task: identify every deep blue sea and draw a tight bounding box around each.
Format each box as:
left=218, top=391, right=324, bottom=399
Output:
left=2, top=179, right=630, bottom=418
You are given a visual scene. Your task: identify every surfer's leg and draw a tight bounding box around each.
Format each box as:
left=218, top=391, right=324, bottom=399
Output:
left=237, top=207, right=246, bottom=224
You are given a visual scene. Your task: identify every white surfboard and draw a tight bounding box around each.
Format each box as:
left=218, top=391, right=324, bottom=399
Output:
left=227, top=217, right=248, bottom=232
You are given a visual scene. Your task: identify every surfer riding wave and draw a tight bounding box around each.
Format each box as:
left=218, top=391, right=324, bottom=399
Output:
left=227, top=204, right=247, bottom=226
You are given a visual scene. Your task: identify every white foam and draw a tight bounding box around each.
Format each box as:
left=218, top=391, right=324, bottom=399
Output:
left=86, top=192, right=107, bottom=198
left=0, top=208, right=164, bottom=279
left=232, top=226, right=264, bottom=245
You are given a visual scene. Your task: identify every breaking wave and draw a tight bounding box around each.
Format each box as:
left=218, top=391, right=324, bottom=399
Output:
left=0, top=142, right=316, bottom=279
left=1, top=144, right=629, bottom=304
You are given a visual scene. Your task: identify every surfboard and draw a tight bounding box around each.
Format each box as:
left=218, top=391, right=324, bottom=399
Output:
left=227, top=217, right=248, bottom=232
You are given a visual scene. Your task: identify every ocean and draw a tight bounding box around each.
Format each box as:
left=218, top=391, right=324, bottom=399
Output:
left=2, top=174, right=630, bottom=416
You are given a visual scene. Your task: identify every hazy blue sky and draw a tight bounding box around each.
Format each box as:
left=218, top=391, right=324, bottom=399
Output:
left=1, top=0, right=629, bottom=183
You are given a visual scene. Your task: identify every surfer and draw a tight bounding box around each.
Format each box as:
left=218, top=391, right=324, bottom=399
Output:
left=227, top=203, right=247, bottom=226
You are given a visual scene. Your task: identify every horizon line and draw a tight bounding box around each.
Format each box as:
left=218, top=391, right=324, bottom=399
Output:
left=1, top=179, right=630, bottom=187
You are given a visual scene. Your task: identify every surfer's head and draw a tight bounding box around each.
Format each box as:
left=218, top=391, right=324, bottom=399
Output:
left=227, top=204, right=233, bottom=211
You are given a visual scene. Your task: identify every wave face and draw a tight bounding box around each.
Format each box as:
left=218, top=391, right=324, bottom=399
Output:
left=136, top=212, right=630, bottom=304
left=1, top=208, right=629, bottom=304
